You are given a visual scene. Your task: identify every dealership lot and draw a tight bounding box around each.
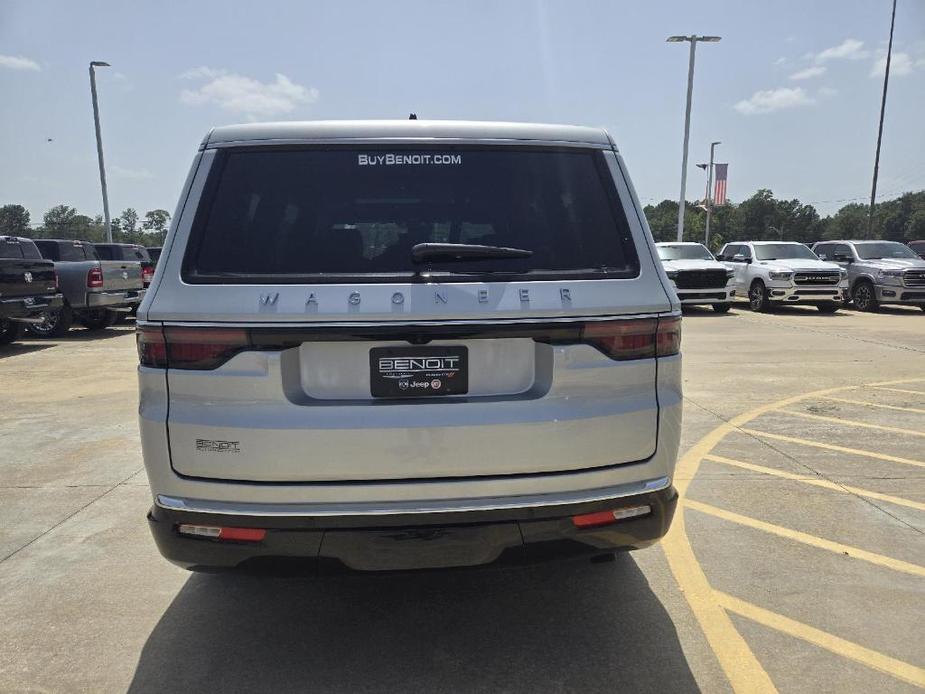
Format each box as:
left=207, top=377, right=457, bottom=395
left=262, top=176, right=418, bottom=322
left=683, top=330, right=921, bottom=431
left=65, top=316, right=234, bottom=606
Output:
left=0, top=306, right=923, bottom=693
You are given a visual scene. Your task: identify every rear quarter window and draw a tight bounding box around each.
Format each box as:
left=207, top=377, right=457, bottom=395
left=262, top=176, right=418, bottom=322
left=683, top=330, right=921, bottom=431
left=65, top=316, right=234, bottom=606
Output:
left=182, top=146, right=639, bottom=283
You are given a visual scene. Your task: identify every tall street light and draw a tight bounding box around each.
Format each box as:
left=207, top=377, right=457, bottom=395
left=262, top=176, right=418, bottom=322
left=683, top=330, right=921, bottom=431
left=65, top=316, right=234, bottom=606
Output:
left=868, top=0, right=898, bottom=238
left=667, top=35, right=721, bottom=242
left=89, top=61, right=112, bottom=243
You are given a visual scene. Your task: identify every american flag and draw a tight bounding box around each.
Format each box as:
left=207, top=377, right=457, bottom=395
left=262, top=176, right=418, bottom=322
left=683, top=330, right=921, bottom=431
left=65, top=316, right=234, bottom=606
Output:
left=713, top=164, right=728, bottom=205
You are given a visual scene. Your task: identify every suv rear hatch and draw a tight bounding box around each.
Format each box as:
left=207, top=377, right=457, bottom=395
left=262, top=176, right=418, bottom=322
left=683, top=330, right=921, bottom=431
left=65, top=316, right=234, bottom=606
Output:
left=149, top=144, right=673, bottom=482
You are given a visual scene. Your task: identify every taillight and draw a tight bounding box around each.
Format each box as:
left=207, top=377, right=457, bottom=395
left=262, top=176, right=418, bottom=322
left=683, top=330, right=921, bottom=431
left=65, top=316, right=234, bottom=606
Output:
left=136, top=325, right=250, bottom=370
left=86, top=267, right=103, bottom=288
left=581, top=316, right=681, bottom=360
left=142, top=265, right=154, bottom=282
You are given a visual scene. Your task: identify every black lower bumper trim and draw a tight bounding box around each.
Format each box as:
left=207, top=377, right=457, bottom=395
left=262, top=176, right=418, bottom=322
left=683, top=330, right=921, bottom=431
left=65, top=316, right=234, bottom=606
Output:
left=148, top=486, right=678, bottom=572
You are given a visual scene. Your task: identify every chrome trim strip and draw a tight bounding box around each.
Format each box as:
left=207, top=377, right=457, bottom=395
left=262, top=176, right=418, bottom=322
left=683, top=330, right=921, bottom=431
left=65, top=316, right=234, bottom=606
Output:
left=136, top=312, right=679, bottom=330
left=155, top=476, right=671, bottom=517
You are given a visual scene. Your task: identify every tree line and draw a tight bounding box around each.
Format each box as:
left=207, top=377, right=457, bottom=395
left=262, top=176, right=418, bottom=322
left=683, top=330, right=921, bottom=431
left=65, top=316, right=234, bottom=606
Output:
left=0, top=204, right=171, bottom=247
left=645, top=189, right=925, bottom=251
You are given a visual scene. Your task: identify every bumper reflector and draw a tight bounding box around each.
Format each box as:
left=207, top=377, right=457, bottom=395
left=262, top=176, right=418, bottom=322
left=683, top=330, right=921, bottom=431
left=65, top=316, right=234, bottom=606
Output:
left=177, top=524, right=266, bottom=542
left=572, top=505, right=652, bottom=528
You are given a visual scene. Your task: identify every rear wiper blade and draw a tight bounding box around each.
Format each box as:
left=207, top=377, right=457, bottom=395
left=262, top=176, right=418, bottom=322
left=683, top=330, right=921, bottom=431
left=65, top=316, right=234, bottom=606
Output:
left=411, top=243, right=533, bottom=263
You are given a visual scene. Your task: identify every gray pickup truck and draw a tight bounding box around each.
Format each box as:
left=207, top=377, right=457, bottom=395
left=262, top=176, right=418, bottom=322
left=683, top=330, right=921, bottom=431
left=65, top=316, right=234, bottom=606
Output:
left=27, top=239, right=146, bottom=337
left=0, top=236, right=63, bottom=344
left=813, top=240, right=925, bottom=312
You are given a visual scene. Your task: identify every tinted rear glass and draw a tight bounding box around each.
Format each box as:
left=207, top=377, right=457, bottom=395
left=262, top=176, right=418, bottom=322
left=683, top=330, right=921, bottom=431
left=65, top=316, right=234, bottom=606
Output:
left=37, top=241, right=97, bottom=261
left=184, top=147, right=638, bottom=283
left=0, top=240, right=25, bottom=258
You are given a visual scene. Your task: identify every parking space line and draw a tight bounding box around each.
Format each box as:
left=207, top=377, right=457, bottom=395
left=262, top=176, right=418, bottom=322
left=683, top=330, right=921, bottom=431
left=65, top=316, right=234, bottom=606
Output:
left=703, top=454, right=925, bottom=513
left=872, top=386, right=925, bottom=397
left=684, top=499, right=925, bottom=577
left=776, top=409, right=925, bottom=439
left=714, top=591, right=925, bottom=688
left=819, top=395, right=925, bottom=415
left=739, top=428, right=925, bottom=469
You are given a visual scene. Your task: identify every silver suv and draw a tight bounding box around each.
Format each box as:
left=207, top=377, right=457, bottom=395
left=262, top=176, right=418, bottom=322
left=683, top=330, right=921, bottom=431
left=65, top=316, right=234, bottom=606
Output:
left=813, top=240, right=925, bottom=312
left=655, top=242, right=735, bottom=312
left=137, top=120, right=682, bottom=572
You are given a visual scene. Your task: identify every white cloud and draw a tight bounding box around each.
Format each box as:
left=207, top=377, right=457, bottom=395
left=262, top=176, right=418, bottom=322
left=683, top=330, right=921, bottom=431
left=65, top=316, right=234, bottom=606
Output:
left=774, top=57, right=787, bottom=66
left=111, top=165, right=154, bottom=181
left=0, top=54, right=41, bottom=71
left=815, top=38, right=868, bottom=62
left=179, top=68, right=319, bottom=118
left=869, top=52, right=915, bottom=78
left=789, top=65, right=827, bottom=80
left=734, top=87, right=814, bottom=115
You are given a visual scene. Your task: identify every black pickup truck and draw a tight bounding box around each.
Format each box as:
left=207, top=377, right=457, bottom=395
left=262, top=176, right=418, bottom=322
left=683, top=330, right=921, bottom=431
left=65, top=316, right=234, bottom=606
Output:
left=0, top=236, right=63, bottom=345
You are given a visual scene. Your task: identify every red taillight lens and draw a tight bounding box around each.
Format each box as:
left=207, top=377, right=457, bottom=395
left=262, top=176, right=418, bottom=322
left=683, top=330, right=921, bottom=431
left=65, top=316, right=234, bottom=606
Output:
left=582, top=319, right=657, bottom=360
left=581, top=316, right=681, bottom=360
left=86, top=267, right=103, bottom=288
left=142, top=266, right=154, bottom=281
left=656, top=316, right=682, bottom=357
left=136, top=325, right=250, bottom=370
left=136, top=325, right=167, bottom=368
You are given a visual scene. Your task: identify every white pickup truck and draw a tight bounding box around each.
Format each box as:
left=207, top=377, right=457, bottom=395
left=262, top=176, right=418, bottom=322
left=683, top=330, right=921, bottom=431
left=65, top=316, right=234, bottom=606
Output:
left=716, top=241, right=847, bottom=313
left=655, top=242, right=735, bottom=312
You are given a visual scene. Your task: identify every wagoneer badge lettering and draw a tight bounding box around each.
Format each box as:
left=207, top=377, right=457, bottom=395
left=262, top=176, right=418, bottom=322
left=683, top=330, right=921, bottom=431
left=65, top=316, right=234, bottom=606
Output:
left=259, top=293, right=279, bottom=306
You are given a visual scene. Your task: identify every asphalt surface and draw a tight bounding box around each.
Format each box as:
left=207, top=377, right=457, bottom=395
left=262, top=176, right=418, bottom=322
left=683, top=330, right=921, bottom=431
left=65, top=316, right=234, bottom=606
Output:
left=0, top=304, right=923, bottom=693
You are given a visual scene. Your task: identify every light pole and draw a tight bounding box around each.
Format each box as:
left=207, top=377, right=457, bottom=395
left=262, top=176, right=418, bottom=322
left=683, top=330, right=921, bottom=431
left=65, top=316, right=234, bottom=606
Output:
left=868, top=0, right=897, bottom=239
left=667, top=35, right=721, bottom=242
left=89, top=61, right=112, bottom=243
left=704, top=141, right=721, bottom=248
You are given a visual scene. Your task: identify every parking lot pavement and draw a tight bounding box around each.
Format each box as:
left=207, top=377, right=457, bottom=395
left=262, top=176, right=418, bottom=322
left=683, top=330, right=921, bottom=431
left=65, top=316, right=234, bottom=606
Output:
left=0, top=307, right=923, bottom=693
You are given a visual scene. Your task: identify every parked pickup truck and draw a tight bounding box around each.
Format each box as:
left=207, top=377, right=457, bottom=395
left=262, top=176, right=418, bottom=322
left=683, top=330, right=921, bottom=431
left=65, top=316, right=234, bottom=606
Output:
left=813, top=240, right=925, bottom=312
left=655, top=242, right=735, bottom=312
left=94, top=243, right=155, bottom=288
left=0, top=236, right=63, bottom=345
left=27, top=239, right=146, bottom=337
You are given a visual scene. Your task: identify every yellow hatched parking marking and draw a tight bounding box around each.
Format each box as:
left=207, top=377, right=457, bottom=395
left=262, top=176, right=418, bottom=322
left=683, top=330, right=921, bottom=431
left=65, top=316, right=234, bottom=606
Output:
left=715, top=591, right=925, bottom=689
left=685, top=499, right=925, bottom=577
left=777, top=409, right=925, bottom=439
left=703, top=454, right=925, bottom=513
left=872, top=386, right=925, bottom=397
left=739, top=428, right=925, bottom=469
left=819, top=395, right=925, bottom=415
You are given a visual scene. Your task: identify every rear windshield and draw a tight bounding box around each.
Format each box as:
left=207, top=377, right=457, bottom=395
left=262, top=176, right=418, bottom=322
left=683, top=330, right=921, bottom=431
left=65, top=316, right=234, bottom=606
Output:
left=96, top=245, right=150, bottom=261
left=656, top=244, right=713, bottom=261
left=0, top=239, right=40, bottom=259
left=36, top=241, right=99, bottom=262
left=183, top=147, right=639, bottom=283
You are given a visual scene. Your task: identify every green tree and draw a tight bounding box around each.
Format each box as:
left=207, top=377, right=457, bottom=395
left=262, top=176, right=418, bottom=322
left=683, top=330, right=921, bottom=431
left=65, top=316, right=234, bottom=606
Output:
left=0, top=204, right=31, bottom=236
left=119, top=208, right=139, bottom=235
left=142, top=209, right=170, bottom=234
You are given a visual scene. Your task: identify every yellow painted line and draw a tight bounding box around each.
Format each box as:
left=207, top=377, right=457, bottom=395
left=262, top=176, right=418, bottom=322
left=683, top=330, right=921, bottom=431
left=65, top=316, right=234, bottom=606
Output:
left=715, top=591, right=925, bottom=688
left=739, top=428, right=925, bottom=469
left=703, top=454, right=925, bottom=512
left=777, top=409, right=925, bottom=439
left=819, top=395, right=925, bottom=415
left=867, top=377, right=925, bottom=387
left=873, top=386, right=925, bottom=397
left=685, top=499, right=925, bottom=577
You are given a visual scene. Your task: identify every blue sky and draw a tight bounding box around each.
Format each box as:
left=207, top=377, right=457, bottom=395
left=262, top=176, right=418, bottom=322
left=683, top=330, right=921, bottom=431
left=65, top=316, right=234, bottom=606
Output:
left=1, top=0, right=924, bottom=225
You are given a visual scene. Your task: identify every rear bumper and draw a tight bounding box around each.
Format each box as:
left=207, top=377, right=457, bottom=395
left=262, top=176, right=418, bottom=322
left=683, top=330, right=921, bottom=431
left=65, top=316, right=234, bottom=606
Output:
left=147, top=484, right=678, bottom=572
left=0, top=293, right=63, bottom=322
left=86, top=288, right=146, bottom=309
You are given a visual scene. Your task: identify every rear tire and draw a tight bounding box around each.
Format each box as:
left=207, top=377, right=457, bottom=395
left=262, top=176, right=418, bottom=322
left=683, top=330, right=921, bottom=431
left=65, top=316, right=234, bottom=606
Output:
left=712, top=303, right=731, bottom=313
left=748, top=280, right=769, bottom=312
left=77, top=309, right=117, bottom=331
left=0, top=319, right=23, bottom=345
left=817, top=303, right=839, bottom=314
left=852, top=281, right=879, bottom=312
left=26, top=305, right=73, bottom=338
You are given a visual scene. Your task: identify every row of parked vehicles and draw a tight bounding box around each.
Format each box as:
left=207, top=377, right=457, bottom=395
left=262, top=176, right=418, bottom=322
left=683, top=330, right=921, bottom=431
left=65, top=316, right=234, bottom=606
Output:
left=0, top=237, right=161, bottom=344
left=656, top=239, right=925, bottom=314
